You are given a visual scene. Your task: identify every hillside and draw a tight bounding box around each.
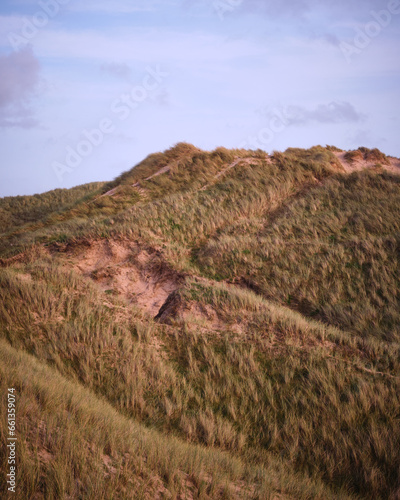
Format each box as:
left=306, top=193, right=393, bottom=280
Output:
left=0, top=182, right=105, bottom=235
left=1, top=144, right=400, bottom=499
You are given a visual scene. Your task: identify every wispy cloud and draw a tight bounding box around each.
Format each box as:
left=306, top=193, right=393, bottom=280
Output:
left=187, top=0, right=400, bottom=32
left=0, top=46, right=41, bottom=128
left=260, top=102, right=366, bottom=127
left=286, top=102, right=366, bottom=125
left=308, top=32, right=341, bottom=47
left=69, top=0, right=178, bottom=14
left=229, top=0, right=391, bottom=17
left=100, top=62, right=132, bottom=82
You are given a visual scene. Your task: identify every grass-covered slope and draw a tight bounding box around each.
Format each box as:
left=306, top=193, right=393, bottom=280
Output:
left=0, top=182, right=105, bottom=235
left=1, top=144, right=400, bottom=499
left=1, top=257, right=398, bottom=499
left=3, top=339, right=342, bottom=499
left=196, top=170, right=400, bottom=340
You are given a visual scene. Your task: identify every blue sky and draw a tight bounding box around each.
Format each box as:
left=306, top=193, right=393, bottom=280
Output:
left=0, top=0, right=399, bottom=196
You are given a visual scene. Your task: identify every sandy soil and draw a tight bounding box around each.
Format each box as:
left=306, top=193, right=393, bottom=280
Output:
left=64, top=240, right=182, bottom=317
left=334, top=151, right=400, bottom=175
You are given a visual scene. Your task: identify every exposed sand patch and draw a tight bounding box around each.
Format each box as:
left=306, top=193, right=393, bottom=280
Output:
left=15, top=272, right=33, bottom=283
left=62, top=240, right=183, bottom=316
left=334, top=151, right=400, bottom=175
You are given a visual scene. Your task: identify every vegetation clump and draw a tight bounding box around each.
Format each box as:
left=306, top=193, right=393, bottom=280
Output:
left=344, top=147, right=390, bottom=165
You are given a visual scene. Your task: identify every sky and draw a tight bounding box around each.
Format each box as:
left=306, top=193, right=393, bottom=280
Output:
left=0, top=0, right=399, bottom=197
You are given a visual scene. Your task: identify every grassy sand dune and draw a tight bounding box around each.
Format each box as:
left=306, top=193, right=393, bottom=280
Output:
left=1, top=144, right=399, bottom=498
